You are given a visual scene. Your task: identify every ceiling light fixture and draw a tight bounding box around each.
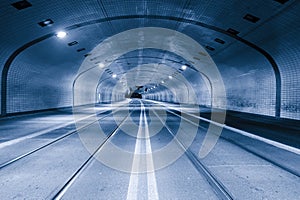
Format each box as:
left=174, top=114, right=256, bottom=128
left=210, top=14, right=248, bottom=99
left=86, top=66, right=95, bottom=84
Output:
left=98, top=63, right=105, bottom=68
left=273, top=0, right=289, bottom=4
left=161, top=80, right=164, bottom=83
left=243, top=14, right=260, bottom=23
left=68, top=41, right=78, bottom=46
left=181, top=65, right=187, bottom=70
left=56, top=31, right=67, bottom=38
left=168, top=75, right=173, bottom=79
left=206, top=46, right=215, bottom=51
left=77, top=48, right=86, bottom=52
left=11, top=0, right=32, bottom=10
left=214, top=38, right=225, bottom=44
left=226, top=28, right=240, bottom=36
left=38, top=19, right=54, bottom=27
left=112, top=74, right=117, bottom=78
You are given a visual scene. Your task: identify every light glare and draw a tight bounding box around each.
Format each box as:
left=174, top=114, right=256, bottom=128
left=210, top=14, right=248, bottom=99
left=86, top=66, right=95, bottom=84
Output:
left=56, top=31, right=67, bottom=38
left=98, top=63, right=105, bottom=68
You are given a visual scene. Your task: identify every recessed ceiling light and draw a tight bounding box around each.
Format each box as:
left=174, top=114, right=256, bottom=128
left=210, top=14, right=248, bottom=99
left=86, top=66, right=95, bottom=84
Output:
left=274, top=0, right=289, bottom=4
left=181, top=65, right=187, bottom=70
left=38, top=19, right=54, bottom=27
left=168, top=75, right=173, bottom=79
left=11, top=0, right=32, bottom=10
left=243, top=14, right=260, bottom=23
left=226, top=28, right=240, bottom=35
left=161, top=80, right=164, bottom=84
left=206, top=46, right=215, bottom=51
left=214, top=38, right=225, bottom=44
left=98, top=63, right=105, bottom=68
left=77, top=48, right=86, bottom=52
left=112, top=74, right=117, bottom=78
left=68, top=41, right=78, bottom=46
left=56, top=31, right=67, bottom=38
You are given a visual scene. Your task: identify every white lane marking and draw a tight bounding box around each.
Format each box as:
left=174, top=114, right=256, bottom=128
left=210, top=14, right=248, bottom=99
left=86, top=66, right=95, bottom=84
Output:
left=126, top=106, right=144, bottom=200
left=127, top=102, right=159, bottom=200
left=144, top=109, right=159, bottom=200
left=150, top=100, right=300, bottom=155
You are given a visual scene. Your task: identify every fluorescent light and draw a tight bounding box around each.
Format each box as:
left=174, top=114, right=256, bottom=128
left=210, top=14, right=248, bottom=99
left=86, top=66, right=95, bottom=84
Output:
left=168, top=75, right=173, bottom=79
left=112, top=74, right=117, bottom=78
left=181, top=65, right=187, bottom=70
left=98, top=63, right=105, bottom=68
left=56, top=31, right=67, bottom=38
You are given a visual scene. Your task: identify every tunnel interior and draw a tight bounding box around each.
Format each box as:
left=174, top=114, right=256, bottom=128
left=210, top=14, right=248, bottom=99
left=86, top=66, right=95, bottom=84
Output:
left=0, top=0, right=300, bottom=199
left=1, top=0, right=299, bottom=120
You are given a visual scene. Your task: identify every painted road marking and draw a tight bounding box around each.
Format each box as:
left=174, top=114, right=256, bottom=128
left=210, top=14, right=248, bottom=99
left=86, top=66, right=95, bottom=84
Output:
left=127, top=103, right=159, bottom=200
left=144, top=109, right=159, bottom=200
left=126, top=105, right=143, bottom=200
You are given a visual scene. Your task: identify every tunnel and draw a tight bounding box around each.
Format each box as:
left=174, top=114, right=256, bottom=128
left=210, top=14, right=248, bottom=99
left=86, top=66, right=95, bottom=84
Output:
left=0, top=0, right=300, bottom=199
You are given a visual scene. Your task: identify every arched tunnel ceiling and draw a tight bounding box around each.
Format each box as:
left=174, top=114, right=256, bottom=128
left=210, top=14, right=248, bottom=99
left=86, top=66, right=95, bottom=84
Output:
left=0, top=0, right=300, bottom=120
left=97, top=49, right=190, bottom=86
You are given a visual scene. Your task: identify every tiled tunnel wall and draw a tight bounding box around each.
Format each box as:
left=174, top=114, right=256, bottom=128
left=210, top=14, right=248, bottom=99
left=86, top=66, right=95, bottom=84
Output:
left=144, top=41, right=276, bottom=117
left=7, top=62, right=73, bottom=114
left=276, top=46, right=300, bottom=120
left=5, top=38, right=80, bottom=114
left=244, top=2, right=300, bottom=120
left=181, top=73, right=211, bottom=107
left=213, top=42, right=276, bottom=116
